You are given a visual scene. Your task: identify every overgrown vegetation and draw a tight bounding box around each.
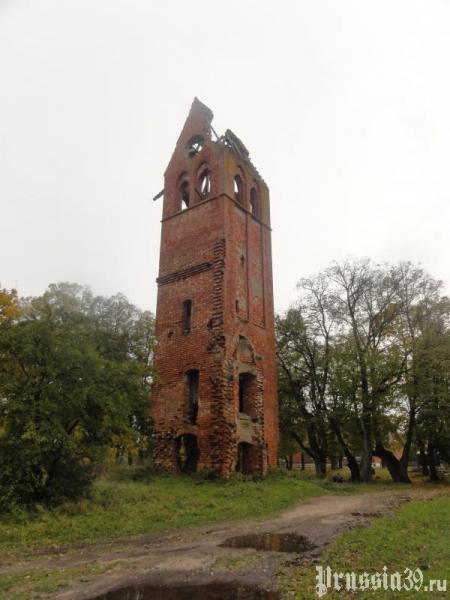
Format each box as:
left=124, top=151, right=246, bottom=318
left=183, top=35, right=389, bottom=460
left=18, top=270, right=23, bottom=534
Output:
left=0, top=284, right=154, bottom=511
left=0, top=469, right=356, bottom=557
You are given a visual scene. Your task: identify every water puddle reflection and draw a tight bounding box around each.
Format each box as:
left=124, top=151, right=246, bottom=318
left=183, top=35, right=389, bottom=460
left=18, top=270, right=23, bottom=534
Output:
left=90, top=581, right=279, bottom=599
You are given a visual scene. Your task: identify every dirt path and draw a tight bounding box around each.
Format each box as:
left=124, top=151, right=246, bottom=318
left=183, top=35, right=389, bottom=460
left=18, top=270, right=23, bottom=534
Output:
left=2, top=487, right=439, bottom=599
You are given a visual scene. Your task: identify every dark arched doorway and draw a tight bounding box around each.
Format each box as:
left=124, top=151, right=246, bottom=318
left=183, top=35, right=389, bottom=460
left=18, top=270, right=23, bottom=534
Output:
left=175, top=434, right=199, bottom=473
left=236, top=442, right=255, bottom=475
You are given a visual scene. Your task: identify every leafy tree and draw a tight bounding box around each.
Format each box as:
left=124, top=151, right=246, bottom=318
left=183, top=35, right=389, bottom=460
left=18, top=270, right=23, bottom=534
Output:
left=414, top=308, right=450, bottom=480
left=277, top=259, right=449, bottom=484
left=277, top=312, right=330, bottom=478
left=0, top=287, right=20, bottom=323
left=0, top=284, right=154, bottom=510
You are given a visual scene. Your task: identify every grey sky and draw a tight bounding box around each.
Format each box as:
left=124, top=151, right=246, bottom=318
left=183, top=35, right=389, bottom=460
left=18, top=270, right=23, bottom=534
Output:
left=1, top=0, right=449, bottom=312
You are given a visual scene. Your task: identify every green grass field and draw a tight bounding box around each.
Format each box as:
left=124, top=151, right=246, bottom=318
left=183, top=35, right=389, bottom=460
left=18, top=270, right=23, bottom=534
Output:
left=1, top=468, right=447, bottom=600
left=280, top=493, right=450, bottom=599
left=0, top=469, right=357, bottom=558
left=0, top=469, right=360, bottom=598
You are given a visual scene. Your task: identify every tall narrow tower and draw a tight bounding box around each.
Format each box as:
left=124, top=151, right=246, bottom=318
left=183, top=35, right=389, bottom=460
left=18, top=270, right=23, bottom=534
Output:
left=152, top=99, right=278, bottom=478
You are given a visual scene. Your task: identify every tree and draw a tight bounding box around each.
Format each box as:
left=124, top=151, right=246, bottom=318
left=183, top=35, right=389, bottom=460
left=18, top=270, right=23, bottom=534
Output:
left=368, top=264, right=447, bottom=481
left=327, top=341, right=363, bottom=482
left=325, top=260, right=410, bottom=481
left=277, top=259, right=449, bottom=484
left=276, top=273, right=335, bottom=478
left=413, top=304, right=450, bottom=480
left=0, top=287, right=20, bottom=323
left=0, top=284, right=154, bottom=510
left=277, top=278, right=361, bottom=481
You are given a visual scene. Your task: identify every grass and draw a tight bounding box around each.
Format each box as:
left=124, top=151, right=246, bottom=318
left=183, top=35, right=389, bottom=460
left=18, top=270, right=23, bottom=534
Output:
left=212, top=550, right=263, bottom=572
left=280, top=492, right=450, bottom=599
left=0, top=562, right=124, bottom=600
left=0, top=468, right=358, bottom=558
left=0, top=468, right=360, bottom=599
left=1, top=468, right=447, bottom=599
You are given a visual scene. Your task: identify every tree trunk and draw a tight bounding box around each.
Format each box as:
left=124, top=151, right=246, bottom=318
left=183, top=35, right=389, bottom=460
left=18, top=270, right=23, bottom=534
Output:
left=314, top=457, right=327, bottom=478
left=360, top=410, right=373, bottom=482
left=373, top=443, right=410, bottom=483
left=330, top=455, right=339, bottom=470
left=329, top=417, right=360, bottom=482
left=301, top=452, right=305, bottom=471
left=291, top=431, right=327, bottom=479
left=418, top=448, right=429, bottom=476
left=399, top=405, right=415, bottom=481
left=427, top=442, right=440, bottom=481
left=338, top=455, right=343, bottom=469
left=346, top=452, right=361, bottom=482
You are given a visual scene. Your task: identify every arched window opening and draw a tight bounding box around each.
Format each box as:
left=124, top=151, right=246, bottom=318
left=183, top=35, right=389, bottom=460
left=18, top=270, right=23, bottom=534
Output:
left=234, top=174, right=244, bottom=204
left=180, top=181, right=190, bottom=210
left=198, top=166, right=211, bottom=199
left=187, top=136, right=203, bottom=158
left=186, top=369, right=199, bottom=425
left=250, top=187, right=259, bottom=217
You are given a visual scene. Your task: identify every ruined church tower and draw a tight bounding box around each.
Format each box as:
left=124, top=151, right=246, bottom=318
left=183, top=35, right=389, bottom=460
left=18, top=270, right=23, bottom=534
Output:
left=152, top=98, right=278, bottom=478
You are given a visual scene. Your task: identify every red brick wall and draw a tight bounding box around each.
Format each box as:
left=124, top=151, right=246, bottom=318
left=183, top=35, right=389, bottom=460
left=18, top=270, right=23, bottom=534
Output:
left=152, top=99, right=278, bottom=477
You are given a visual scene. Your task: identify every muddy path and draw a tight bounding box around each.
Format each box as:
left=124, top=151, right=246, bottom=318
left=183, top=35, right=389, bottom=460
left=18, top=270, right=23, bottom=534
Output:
left=2, top=487, right=439, bottom=599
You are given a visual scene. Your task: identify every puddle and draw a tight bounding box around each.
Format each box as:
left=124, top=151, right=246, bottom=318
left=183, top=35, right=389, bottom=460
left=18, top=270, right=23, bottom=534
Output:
left=220, top=532, right=315, bottom=553
left=91, top=582, right=280, bottom=599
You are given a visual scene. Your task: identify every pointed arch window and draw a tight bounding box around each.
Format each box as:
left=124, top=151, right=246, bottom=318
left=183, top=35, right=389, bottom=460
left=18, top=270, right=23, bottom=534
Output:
left=179, top=180, right=190, bottom=210
left=234, top=174, right=244, bottom=204
left=250, top=187, right=260, bottom=218
left=198, top=164, right=211, bottom=199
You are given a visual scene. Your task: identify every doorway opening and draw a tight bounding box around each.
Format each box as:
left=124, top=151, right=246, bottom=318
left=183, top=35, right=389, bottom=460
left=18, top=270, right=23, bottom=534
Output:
left=236, top=442, right=255, bottom=475
left=175, top=434, right=199, bottom=473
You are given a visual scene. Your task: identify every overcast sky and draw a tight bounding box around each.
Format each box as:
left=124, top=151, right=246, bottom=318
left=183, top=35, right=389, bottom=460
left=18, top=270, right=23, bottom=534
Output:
left=1, top=0, right=449, bottom=313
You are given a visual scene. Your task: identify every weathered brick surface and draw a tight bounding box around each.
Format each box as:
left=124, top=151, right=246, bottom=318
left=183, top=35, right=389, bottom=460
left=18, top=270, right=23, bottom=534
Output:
left=152, top=98, right=278, bottom=478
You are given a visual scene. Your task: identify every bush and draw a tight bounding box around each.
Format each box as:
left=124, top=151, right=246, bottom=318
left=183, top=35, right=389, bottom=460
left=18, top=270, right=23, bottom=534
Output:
left=0, top=432, right=99, bottom=511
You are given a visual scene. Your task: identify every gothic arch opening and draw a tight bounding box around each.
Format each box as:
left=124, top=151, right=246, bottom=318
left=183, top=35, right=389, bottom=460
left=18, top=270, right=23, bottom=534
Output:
left=179, top=181, right=190, bottom=210
left=234, top=174, right=244, bottom=204
left=197, top=163, right=211, bottom=199
left=250, top=186, right=259, bottom=217
left=236, top=335, right=256, bottom=365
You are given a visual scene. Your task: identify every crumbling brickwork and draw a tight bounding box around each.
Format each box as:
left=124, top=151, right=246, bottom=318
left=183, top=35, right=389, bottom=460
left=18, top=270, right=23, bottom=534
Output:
left=152, top=98, right=278, bottom=478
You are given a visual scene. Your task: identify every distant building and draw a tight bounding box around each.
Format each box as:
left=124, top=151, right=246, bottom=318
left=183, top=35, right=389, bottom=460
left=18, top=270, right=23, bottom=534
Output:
left=152, top=98, right=278, bottom=478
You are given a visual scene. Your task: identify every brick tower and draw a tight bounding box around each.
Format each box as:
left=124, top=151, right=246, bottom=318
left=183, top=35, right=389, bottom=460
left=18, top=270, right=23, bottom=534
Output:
left=152, top=98, right=278, bottom=478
